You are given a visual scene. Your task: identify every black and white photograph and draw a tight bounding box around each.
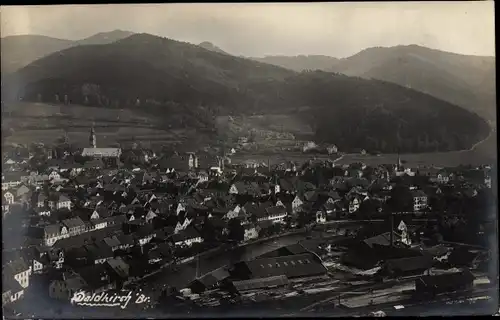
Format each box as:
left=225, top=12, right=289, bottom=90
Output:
left=1, top=2, right=498, bottom=318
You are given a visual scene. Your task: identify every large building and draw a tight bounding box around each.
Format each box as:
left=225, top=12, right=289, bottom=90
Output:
left=229, top=253, right=327, bottom=281
left=415, top=269, right=474, bottom=297
left=81, top=127, right=121, bottom=166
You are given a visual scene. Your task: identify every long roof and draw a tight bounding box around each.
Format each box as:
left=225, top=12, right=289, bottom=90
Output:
left=241, top=253, right=326, bottom=279
left=385, top=255, right=434, bottom=272
left=82, top=148, right=122, bottom=157
left=231, top=275, right=289, bottom=292
left=4, top=258, right=29, bottom=276
left=418, top=269, right=475, bottom=287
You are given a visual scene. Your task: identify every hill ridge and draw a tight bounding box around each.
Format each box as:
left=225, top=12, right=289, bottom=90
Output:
left=3, top=32, right=490, bottom=154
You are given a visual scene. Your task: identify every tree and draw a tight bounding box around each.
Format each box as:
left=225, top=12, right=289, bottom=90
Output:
left=284, top=215, right=293, bottom=229
left=228, top=218, right=244, bottom=242
left=201, top=218, right=218, bottom=243
left=297, top=211, right=314, bottom=227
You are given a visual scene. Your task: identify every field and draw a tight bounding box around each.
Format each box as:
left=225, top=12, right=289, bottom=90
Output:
left=1, top=102, right=209, bottom=149
left=3, top=102, right=496, bottom=168
left=216, top=114, right=313, bottom=136
left=335, top=133, right=496, bottom=167
left=215, top=114, right=314, bottom=153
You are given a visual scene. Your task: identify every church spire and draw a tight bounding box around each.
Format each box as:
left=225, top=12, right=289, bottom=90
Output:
left=89, top=127, right=96, bottom=148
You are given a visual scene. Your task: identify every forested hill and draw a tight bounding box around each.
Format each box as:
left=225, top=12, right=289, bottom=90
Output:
left=253, top=45, right=496, bottom=123
left=2, top=33, right=490, bottom=153
left=1, top=30, right=136, bottom=74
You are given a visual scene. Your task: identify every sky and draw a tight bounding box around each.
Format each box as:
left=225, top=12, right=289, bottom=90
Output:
left=0, top=2, right=495, bottom=58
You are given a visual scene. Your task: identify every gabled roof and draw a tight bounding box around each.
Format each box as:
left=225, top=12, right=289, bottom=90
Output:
left=363, top=232, right=402, bottom=248
left=231, top=275, right=289, bottom=293
left=3, top=277, right=24, bottom=293
left=61, top=217, right=86, bottom=230
left=411, top=190, right=427, bottom=198
left=240, top=253, right=326, bottom=279
left=171, top=226, right=200, bottom=242
left=265, top=205, right=287, bottom=216
left=85, top=242, right=113, bottom=260
left=103, top=236, right=121, bottom=248
left=106, top=257, right=130, bottom=279
left=75, top=264, right=111, bottom=289
left=385, top=255, right=434, bottom=272
left=82, top=148, right=121, bottom=157
left=418, top=269, right=475, bottom=288
left=4, top=258, right=29, bottom=276
left=44, top=223, right=63, bottom=235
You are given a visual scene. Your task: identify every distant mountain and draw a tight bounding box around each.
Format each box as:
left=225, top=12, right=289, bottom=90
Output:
left=252, top=45, right=496, bottom=122
left=76, top=29, right=136, bottom=46
left=252, top=55, right=340, bottom=72
left=1, top=35, right=74, bottom=74
left=3, top=33, right=490, bottom=153
left=1, top=30, right=135, bottom=74
left=198, top=41, right=229, bottom=55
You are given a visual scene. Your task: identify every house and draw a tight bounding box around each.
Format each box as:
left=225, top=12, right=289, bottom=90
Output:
left=103, top=236, right=122, bottom=252
left=105, top=257, right=130, bottom=281
left=3, top=278, right=24, bottom=306
left=349, top=197, right=361, bottom=214
left=324, top=201, right=347, bottom=220
left=85, top=242, right=114, bottom=264
left=3, top=190, right=15, bottom=205
left=32, top=254, right=49, bottom=274
left=291, top=195, right=304, bottom=214
left=49, top=272, right=87, bottom=300
left=2, top=172, right=22, bottom=190
left=170, top=226, right=203, bottom=247
left=48, top=170, right=61, bottom=181
left=261, top=205, right=287, bottom=223
left=32, top=247, right=65, bottom=271
left=415, top=269, right=474, bottom=297
left=42, top=223, right=69, bottom=246
left=174, top=214, right=193, bottom=234
left=4, top=258, right=31, bottom=289
left=188, top=266, right=231, bottom=294
left=145, top=209, right=157, bottom=223
left=229, top=182, right=252, bottom=195
left=90, top=218, right=108, bottom=230
left=135, top=225, right=156, bottom=246
left=381, top=255, right=434, bottom=278
left=34, top=207, right=52, bottom=217
left=315, top=210, right=327, bottom=224
left=15, top=184, right=31, bottom=202
left=47, top=193, right=72, bottom=210
left=76, top=264, right=116, bottom=293
left=244, top=224, right=259, bottom=241
left=411, top=190, right=428, bottom=211
left=36, top=193, right=47, bottom=208
left=435, top=170, right=454, bottom=184
left=116, top=234, right=135, bottom=251
left=61, top=217, right=86, bottom=236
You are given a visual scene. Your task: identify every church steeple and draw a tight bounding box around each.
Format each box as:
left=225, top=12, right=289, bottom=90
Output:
left=89, top=127, right=96, bottom=148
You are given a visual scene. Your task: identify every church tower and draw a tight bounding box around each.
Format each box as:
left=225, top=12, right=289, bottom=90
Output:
left=89, top=127, right=96, bottom=148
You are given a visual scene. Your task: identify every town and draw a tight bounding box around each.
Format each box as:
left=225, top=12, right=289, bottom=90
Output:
left=2, top=127, right=497, bottom=317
